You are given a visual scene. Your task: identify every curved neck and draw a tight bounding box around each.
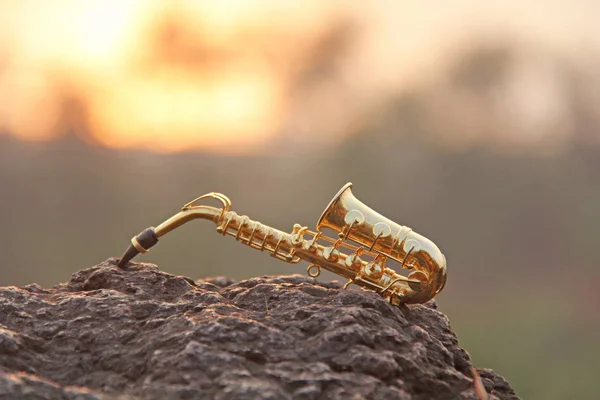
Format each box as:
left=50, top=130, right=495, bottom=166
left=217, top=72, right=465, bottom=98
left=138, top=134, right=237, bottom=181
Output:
left=116, top=205, right=223, bottom=268
left=154, top=206, right=222, bottom=237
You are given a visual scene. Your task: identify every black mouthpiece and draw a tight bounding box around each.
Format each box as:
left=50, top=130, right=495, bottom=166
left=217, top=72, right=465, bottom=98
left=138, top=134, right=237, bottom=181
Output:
left=117, top=244, right=140, bottom=268
left=117, top=227, right=159, bottom=268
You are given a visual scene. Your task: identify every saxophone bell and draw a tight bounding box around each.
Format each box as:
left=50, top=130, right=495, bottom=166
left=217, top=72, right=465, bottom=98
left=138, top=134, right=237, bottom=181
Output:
left=316, top=183, right=447, bottom=303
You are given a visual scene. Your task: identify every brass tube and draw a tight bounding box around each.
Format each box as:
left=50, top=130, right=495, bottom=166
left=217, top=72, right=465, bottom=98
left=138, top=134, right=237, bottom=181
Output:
left=154, top=206, right=221, bottom=237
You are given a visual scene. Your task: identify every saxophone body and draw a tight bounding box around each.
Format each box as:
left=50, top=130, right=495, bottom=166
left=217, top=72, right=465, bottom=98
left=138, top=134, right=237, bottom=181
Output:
left=117, top=183, right=447, bottom=305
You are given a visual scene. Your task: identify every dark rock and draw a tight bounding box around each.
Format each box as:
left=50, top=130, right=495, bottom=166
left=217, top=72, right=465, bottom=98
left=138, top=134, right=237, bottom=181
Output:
left=0, top=260, right=519, bottom=400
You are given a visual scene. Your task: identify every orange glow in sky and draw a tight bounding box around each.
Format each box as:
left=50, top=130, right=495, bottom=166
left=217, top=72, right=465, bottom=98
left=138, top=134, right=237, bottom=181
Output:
left=0, top=1, right=598, bottom=153
left=0, top=1, right=302, bottom=152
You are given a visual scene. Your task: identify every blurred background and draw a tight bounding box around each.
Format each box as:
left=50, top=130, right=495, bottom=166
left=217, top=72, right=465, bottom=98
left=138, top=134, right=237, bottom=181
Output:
left=1, top=1, right=599, bottom=398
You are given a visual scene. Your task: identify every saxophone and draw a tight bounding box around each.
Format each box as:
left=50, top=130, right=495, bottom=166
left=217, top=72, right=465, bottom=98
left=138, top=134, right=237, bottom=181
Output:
left=117, top=183, right=447, bottom=305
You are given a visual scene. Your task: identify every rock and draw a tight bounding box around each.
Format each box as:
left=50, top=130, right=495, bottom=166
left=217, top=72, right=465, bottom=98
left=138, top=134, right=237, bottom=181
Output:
left=0, top=259, right=519, bottom=400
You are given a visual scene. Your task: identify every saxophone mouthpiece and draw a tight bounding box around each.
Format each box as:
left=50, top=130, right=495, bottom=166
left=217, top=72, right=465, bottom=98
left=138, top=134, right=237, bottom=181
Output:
left=117, top=227, right=159, bottom=268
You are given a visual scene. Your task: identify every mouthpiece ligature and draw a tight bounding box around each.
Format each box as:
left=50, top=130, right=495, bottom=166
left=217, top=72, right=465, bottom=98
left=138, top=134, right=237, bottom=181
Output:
left=117, top=183, right=447, bottom=305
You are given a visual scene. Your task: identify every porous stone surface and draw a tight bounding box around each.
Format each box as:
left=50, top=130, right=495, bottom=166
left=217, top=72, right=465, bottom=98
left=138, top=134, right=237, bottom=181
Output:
left=0, top=259, right=519, bottom=400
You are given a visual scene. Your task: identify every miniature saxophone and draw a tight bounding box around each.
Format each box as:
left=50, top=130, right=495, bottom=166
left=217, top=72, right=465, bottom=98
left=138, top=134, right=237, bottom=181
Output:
left=117, top=183, right=447, bottom=305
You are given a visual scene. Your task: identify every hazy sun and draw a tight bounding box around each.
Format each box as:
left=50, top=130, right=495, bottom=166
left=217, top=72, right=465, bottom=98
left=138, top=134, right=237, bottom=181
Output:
left=0, top=0, right=302, bottom=153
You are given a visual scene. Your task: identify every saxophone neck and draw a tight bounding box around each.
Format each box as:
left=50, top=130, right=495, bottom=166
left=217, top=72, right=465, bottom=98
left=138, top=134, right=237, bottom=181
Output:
left=117, top=193, right=231, bottom=268
left=154, top=206, right=222, bottom=237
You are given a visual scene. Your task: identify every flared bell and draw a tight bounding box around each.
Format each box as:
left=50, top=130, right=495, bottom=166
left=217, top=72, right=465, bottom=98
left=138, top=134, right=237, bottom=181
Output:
left=317, top=183, right=446, bottom=287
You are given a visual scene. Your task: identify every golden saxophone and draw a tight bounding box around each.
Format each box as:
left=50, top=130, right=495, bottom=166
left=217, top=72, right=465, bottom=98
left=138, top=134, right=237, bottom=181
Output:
left=117, top=183, right=447, bottom=305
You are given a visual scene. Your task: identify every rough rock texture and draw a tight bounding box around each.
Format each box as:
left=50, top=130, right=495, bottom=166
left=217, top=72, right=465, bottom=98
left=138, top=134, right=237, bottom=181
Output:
left=0, top=259, right=519, bottom=400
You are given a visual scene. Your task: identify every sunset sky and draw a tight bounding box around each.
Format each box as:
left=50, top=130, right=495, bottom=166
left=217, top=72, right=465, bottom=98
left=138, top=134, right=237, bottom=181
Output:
left=0, top=1, right=599, bottom=153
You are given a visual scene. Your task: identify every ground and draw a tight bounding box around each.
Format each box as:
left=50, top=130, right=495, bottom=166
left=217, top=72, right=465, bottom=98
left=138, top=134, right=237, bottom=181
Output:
left=0, top=259, right=519, bottom=400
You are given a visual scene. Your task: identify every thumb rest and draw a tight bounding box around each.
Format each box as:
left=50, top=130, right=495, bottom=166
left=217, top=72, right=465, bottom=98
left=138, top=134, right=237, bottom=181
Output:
left=117, top=183, right=447, bottom=305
